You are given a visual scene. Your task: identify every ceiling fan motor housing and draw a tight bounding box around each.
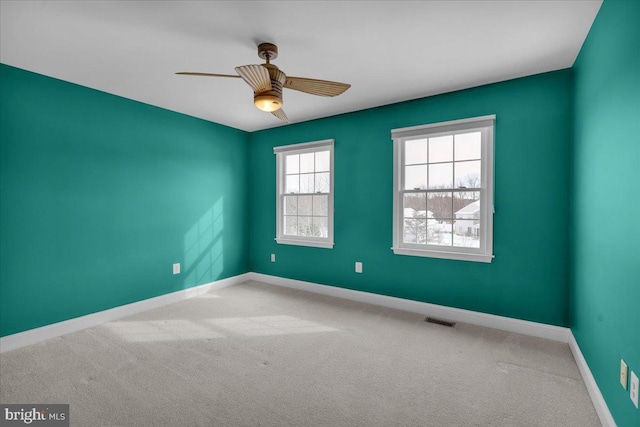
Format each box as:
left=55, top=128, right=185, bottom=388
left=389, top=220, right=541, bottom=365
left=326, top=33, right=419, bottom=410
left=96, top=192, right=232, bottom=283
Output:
left=257, top=43, right=278, bottom=61
left=254, top=64, right=286, bottom=112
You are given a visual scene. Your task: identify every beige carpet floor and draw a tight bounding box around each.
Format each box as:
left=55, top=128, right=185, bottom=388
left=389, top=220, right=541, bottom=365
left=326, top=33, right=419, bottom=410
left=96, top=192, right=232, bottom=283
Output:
left=1, top=280, right=600, bottom=426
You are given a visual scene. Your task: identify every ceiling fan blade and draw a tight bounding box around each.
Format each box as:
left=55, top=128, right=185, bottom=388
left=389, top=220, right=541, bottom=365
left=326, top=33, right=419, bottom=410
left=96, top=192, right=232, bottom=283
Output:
left=271, top=108, right=289, bottom=123
left=235, top=64, right=272, bottom=93
left=284, top=76, right=350, bottom=97
left=176, top=72, right=241, bottom=78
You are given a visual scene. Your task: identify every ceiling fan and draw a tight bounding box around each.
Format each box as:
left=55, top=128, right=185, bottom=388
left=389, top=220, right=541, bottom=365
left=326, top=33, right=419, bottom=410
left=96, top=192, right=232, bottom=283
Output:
left=176, top=43, right=351, bottom=123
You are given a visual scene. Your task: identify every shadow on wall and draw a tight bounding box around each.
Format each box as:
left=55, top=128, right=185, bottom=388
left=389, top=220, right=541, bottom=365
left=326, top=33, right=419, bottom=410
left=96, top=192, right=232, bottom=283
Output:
left=182, top=196, right=224, bottom=288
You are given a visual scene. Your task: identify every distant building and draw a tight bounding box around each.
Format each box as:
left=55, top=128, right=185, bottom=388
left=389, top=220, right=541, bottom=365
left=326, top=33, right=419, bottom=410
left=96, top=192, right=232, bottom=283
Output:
left=454, top=200, right=480, bottom=237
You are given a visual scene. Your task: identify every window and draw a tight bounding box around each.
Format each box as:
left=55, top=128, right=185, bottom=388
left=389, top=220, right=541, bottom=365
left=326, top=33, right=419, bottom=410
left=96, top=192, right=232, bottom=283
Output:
left=391, top=116, right=495, bottom=262
left=274, top=139, right=334, bottom=248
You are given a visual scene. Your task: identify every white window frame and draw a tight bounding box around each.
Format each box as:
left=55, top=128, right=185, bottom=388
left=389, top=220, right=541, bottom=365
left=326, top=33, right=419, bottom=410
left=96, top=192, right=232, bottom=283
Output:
left=274, top=139, right=334, bottom=249
left=391, top=115, right=495, bottom=263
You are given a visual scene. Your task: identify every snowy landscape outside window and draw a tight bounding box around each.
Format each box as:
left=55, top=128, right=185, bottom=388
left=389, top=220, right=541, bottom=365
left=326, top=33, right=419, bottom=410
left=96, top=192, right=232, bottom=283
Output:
left=391, top=116, right=494, bottom=262
left=274, top=139, right=334, bottom=249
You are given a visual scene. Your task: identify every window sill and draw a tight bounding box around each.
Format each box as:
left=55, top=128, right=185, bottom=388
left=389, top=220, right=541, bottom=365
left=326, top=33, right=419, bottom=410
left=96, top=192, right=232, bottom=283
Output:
left=276, top=238, right=334, bottom=249
left=391, top=247, right=494, bottom=263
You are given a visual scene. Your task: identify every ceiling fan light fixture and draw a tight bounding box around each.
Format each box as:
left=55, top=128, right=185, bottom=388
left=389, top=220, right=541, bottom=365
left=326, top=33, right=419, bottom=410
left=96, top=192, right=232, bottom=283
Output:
left=254, top=93, right=282, bottom=112
left=177, top=42, right=350, bottom=122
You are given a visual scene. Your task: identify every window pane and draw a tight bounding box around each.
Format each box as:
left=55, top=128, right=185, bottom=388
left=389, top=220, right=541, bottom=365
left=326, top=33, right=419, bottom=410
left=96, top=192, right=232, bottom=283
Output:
left=453, top=191, right=479, bottom=215
left=315, top=151, right=330, bottom=172
left=403, top=193, right=426, bottom=213
left=300, top=153, right=314, bottom=173
left=286, top=154, right=299, bottom=174
left=284, top=216, right=298, bottom=236
left=298, top=216, right=312, bottom=236
left=455, top=132, right=481, bottom=161
left=286, top=175, right=299, bottom=193
left=403, top=218, right=426, bottom=244
left=455, top=160, right=481, bottom=188
left=454, top=191, right=480, bottom=248
left=300, top=173, right=314, bottom=193
left=284, top=196, right=297, bottom=215
left=427, top=191, right=453, bottom=220
left=312, top=217, right=328, bottom=237
left=405, top=139, right=428, bottom=165
left=403, top=193, right=427, bottom=244
left=428, top=222, right=452, bottom=246
left=315, top=172, right=330, bottom=193
left=298, top=195, right=312, bottom=216
left=405, top=165, right=428, bottom=190
left=428, top=163, right=453, bottom=189
left=313, top=195, right=328, bottom=216
left=429, top=135, right=453, bottom=163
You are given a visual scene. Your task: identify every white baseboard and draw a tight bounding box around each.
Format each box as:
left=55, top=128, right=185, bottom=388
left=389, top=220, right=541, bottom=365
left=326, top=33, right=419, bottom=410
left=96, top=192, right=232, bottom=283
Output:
left=569, top=332, right=617, bottom=427
left=248, top=272, right=571, bottom=342
left=0, top=273, right=250, bottom=353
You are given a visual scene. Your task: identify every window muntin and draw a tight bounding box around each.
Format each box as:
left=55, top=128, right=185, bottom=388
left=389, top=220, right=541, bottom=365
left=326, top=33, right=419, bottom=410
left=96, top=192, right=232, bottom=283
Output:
left=392, top=116, right=494, bottom=262
left=275, top=140, right=334, bottom=248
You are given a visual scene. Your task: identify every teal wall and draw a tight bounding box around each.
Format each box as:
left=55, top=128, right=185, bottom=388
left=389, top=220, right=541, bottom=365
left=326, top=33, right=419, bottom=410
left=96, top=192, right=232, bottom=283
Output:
left=249, top=70, right=573, bottom=327
left=0, top=64, right=250, bottom=337
left=571, top=0, right=640, bottom=425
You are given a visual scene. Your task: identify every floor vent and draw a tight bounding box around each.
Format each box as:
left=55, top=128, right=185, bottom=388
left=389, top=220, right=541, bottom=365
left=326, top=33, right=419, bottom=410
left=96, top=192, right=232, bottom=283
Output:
left=425, top=317, right=456, bottom=327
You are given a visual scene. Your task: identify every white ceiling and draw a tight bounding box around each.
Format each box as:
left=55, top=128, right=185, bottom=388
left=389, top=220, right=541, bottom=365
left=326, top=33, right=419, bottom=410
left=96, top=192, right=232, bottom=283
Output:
left=0, top=1, right=601, bottom=132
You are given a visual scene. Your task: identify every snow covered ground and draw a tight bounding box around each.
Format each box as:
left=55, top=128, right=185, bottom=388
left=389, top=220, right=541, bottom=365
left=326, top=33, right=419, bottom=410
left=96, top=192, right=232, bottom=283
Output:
left=404, top=222, right=480, bottom=248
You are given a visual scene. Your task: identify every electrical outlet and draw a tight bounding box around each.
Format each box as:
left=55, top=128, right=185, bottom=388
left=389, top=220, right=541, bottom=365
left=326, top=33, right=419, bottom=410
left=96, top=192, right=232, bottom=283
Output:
left=621, top=360, right=629, bottom=389
left=631, top=371, right=639, bottom=409
left=173, top=263, right=180, bottom=275
left=355, top=262, right=363, bottom=273
left=271, top=254, right=276, bottom=262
